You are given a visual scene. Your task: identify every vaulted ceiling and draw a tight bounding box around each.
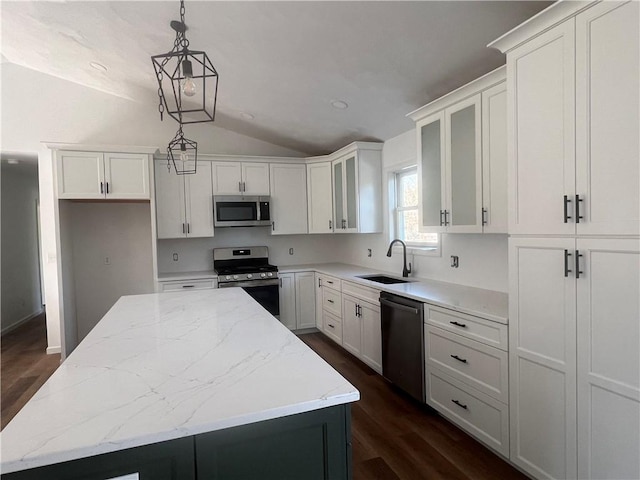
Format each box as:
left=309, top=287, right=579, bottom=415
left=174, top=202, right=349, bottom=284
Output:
left=0, top=1, right=552, bottom=155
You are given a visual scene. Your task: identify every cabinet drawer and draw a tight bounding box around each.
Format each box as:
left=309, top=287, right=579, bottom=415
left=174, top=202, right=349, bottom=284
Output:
left=318, top=274, right=341, bottom=292
left=425, top=305, right=508, bottom=351
left=322, top=288, right=342, bottom=317
left=342, top=281, right=380, bottom=304
left=426, top=326, right=508, bottom=403
left=160, top=279, right=216, bottom=291
left=323, top=311, right=342, bottom=344
left=427, top=367, right=509, bottom=457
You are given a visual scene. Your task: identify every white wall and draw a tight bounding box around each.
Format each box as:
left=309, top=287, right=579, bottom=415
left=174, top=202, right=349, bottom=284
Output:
left=67, top=202, right=154, bottom=345
left=1, top=163, right=43, bottom=332
left=336, top=129, right=509, bottom=293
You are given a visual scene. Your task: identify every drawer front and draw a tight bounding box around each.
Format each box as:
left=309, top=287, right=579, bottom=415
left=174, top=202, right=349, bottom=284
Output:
left=342, top=281, right=380, bottom=304
left=427, top=367, right=509, bottom=457
left=160, top=279, right=216, bottom=291
left=318, top=274, right=341, bottom=292
left=323, top=288, right=342, bottom=317
left=426, top=305, right=508, bottom=351
left=426, top=326, right=508, bottom=403
left=323, top=311, right=343, bottom=344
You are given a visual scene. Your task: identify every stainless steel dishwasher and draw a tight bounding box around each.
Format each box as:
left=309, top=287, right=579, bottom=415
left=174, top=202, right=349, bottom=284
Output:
left=380, top=292, right=425, bottom=402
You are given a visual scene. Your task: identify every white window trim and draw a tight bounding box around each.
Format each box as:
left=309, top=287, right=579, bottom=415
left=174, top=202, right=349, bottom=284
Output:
left=386, top=163, right=441, bottom=258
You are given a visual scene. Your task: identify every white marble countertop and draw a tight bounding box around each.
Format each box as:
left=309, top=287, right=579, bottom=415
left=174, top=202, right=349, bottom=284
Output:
left=279, top=263, right=508, bottom=323
left=0, top=289, right=359, bottom=474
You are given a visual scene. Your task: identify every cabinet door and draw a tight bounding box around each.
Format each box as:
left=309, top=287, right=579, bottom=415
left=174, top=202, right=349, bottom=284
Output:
left=103, top=153, right=150, bottom=199
left=242, top=163, right=270, bottom=195
left=576, top=238, right=640, bottom=480
left=270, top=164, right=308, bottom=235
left=278, top=273, right=296, bottom=330
left=212, top=162, right=242, bottom=194
left=154, top=160, right=187, bottom=239
left=417, top=111, right=446, bottom=232
left=295, top=272, right=316, bottom=329
left=507, top=20, right=576, bottom=235
left=56, top=151, right=104, bottom=199
left=360, top=300, right=381, bottom=373
left=508, top=237, right=577, bottom=480
left=341, top=295, right=361, bottom=356
left=315, top=274, right=324, bottom=331
left=332, top=160, right=345, bottom=232
left=481, top=82, right=508, bottom=234
left=307, top=163, right=334, bottom=233
left=185, top=161, right=214, bottom=238
left=343, top=156, right=358, bottom=232
left=575, top=1, right=639, bottom=236
left=445, top=94, right=482, bottom=233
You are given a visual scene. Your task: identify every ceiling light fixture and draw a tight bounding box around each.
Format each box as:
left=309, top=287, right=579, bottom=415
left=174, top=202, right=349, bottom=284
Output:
left=167, top=126, right=197, bottom=175
left=152, top=0, right=219, bottom=175
left=89, top=62, right=108, bottom=73
left=331, top=100, right=349, bottom=110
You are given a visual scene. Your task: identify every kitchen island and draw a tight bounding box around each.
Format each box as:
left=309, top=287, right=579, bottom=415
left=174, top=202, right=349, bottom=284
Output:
left=0, top=288, right=359, bottom=479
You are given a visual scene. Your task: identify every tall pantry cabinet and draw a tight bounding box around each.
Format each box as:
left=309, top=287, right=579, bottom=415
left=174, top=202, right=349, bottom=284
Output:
left=490, top=2, right=639, bottom=479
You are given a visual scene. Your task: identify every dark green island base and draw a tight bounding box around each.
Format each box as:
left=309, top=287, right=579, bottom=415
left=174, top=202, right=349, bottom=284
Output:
left=2, top=404, right=352, bottom=480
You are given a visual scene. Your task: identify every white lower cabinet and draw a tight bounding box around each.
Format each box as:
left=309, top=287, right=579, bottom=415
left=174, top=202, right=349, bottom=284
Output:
left=278, top=272, right=317, bottom=331
left=159, top=279, right=217, bottom=292
left=342, top=295, right=361, bottom=357
left=316, top=274, right=343, bottom=344
left=509, top=236, right=640, bottom=480
left=341, top=282, right=382, bottom=373
left=323, top=310, right=342, bottom=344
left=424, top=303, right=509, bottom=457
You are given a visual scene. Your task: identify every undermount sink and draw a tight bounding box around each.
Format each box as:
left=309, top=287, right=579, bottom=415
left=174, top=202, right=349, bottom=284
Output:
left=357, top=274, right=410, bottom=285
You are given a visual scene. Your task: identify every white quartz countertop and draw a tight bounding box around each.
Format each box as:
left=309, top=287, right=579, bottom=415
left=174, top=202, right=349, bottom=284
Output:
left=0, top=289, right=359, bottom=474
left=279, top=263, right=508, bottom=323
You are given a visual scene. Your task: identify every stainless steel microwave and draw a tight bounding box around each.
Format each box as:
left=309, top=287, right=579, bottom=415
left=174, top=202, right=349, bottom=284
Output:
left=213, top=196, right=271, bottom=227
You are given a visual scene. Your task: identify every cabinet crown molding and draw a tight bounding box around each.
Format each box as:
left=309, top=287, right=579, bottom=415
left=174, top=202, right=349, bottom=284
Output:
left=407, top=66, right=505, bottom=122
left=487, top=0, right=595, bottom=53
left=44, top=143, right=159, bottom=155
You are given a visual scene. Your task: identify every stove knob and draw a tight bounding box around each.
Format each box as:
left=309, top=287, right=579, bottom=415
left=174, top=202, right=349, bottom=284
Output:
left=233, top=275, right=239, bottom=280
left=225, top=276, right=231, bottom=280
left=267, top=272, right=273, bottom=277
left=247, top=274, right=253, bottom=279
left=260, top=273, right=267, bottom=278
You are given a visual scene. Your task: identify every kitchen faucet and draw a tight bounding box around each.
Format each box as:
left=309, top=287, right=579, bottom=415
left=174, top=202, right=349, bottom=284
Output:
left=386, top=239, right=412, bottom=278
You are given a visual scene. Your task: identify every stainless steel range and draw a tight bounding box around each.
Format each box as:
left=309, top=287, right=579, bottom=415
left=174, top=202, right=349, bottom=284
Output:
left=213, top=246, right=279, bottom=317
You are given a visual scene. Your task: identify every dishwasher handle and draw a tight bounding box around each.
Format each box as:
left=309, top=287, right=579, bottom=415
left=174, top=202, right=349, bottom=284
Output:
left=380, top=298, right=420, bottom=315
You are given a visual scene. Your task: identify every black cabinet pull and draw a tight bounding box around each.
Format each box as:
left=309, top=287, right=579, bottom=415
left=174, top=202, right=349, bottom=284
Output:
left=576, top=250, right=583, bottom=279
left=563, top=195, right=572, bottom=223
left=564, top=249, right=573, bottom=277
left=318, top=278, right=322, bottom=288
left=327, top=299, right=334, bottom=304
left=182, top=223, right=185, bottom=234
left=326, top=280, right=334, bottom=285
left=451, top=399, right=468, bottom=410
left=481, top=208, right=488, bottom=226
left=106, top=182, right=110, bottom=194
left=187, top=223, right=190, bottom=234
left=329, top=220, right=332, bottom=230
left=575, top=195, right=583, bottom=223
left=450, top=321, right=467, bottom=328
left=355, top=304, right=358, bottom=317
left=328, top=323, right=335, bottom=329
left=182, top=285, right=194, bottom=289
left=440, top=210, right=445, bottom=226
left=100, top=181, right=104, bottom=194
left=451, top=354, right=468, bottom=364
left=342, top=219, right=346, bottom=229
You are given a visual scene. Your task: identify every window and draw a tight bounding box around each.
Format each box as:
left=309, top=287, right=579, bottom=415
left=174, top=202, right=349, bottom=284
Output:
left=394, top=167, right=438, bottom=246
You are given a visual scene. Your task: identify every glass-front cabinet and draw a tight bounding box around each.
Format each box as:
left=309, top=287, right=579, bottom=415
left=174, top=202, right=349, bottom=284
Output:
left=417, top=93, right=483, bottom=233
left=332, top=155, right=359, bottom=232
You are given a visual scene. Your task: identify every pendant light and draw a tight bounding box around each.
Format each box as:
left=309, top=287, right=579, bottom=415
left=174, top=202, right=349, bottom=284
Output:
left=167, top=126, right=198, bottom=176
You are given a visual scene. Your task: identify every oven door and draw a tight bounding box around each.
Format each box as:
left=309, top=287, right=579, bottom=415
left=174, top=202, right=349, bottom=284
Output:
left=218, top=279, right=280, bottom=317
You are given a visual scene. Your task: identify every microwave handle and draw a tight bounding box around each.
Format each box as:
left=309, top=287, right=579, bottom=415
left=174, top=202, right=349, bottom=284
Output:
left=257, top=201, right=261, bottom=221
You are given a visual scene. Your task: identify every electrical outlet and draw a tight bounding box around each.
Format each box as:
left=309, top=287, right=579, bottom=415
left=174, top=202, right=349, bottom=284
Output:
left=104, top=256, right=111, bottom=265
left=450, top=255, right=459, bottom=268
left=367, top=248, right=372, bottom=257
left=289, top=248, right=294, bottom=255
left=173, top=253, right=179, bottom=262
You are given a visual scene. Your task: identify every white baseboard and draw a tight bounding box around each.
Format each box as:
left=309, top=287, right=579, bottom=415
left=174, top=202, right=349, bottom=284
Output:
left=1, top=309, right=44, bottom=336
left=46, top=345, right=61, bottom=355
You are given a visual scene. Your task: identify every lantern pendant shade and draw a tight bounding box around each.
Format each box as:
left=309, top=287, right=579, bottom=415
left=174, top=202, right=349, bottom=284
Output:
left=167, top=129, right=198, bottom=175
left=152, top=48, right=219, bottom=124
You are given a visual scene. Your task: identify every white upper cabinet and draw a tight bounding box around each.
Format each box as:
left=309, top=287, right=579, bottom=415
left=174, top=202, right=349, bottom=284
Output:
left=481, top=83, right=508, bottom=233
left=154, top=160, right=214, bottom=239
left=269, top=163, right=308, bottom=235
left=331, top=144, right=383, bottom=234
left=57, top=151, right=150, bottom=200
left=307, top=162, right=334, bottom=234
left=507, top=21, right=576, bottom=235
left=212, top=161, right=269, bottom=195
left=410, top=68, right=506, bottom=234
left=575, top=1, right=639, bottom=236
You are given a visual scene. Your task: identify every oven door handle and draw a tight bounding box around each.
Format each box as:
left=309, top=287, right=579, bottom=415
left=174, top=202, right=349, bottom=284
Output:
left=218, top=279, right=279, bottom=288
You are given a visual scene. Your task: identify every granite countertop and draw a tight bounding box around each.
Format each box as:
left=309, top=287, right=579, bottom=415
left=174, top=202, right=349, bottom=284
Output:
left=278, top=263, right=508, bottom=324
left=0, top=289, right=359, bottom=474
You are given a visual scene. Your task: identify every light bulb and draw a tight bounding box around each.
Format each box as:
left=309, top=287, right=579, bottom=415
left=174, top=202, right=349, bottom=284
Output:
left=182, top=76, right=196, bottom=97
left=179, top=148, right=189, bottom=163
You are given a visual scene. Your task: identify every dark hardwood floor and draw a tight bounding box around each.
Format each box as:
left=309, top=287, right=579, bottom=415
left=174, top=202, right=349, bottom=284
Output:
left=1, top=313, right=61, bottom=429
left=299, top=332, right=527, bottom=480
